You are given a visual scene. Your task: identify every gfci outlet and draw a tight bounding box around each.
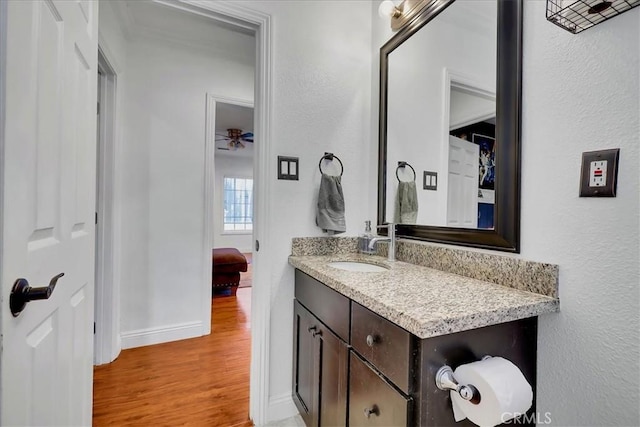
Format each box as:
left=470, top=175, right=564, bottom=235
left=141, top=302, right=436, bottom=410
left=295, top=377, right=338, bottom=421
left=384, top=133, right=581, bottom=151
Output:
left=580, top=149, right=620, bottom=197
left=589, top=160, right=607, bottom=187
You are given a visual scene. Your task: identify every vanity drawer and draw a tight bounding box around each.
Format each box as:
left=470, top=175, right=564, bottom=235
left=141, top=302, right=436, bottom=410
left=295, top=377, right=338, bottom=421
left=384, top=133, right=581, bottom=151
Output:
left=351, top=302, right=413, bottom=393
left=348, top=351, right=410, bottom=427
left=295, top=269, right=350, bottom=342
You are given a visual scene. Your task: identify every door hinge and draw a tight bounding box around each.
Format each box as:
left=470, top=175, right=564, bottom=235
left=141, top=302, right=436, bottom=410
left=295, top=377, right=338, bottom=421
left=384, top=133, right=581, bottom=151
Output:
left=97, top=102, right=100, bottom=115
left=255, top=240, right=260, bottom=252
left=94, top=322, right=96, bottom=334
left=95, top=212, right=98, bottom=225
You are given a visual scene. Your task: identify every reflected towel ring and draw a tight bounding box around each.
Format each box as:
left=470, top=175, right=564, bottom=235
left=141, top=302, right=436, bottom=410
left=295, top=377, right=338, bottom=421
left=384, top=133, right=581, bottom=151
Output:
left=318, top=152, right=344, bottom=177
left=396, top=161, right=416, bottom=182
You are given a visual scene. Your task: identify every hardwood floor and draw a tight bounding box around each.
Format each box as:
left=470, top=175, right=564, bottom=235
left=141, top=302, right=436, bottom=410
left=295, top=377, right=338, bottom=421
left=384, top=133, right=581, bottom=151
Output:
left=93, top=289, right=253, bottom=426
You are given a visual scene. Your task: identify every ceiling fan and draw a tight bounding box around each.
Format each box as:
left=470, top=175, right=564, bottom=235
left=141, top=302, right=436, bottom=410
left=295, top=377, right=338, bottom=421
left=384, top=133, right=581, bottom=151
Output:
left=215, top=128, right=254, bottom=151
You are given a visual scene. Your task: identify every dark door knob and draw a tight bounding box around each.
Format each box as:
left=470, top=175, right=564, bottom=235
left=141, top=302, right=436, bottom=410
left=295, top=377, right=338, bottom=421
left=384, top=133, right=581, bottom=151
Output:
left=10, top=273, right=64, bottom=317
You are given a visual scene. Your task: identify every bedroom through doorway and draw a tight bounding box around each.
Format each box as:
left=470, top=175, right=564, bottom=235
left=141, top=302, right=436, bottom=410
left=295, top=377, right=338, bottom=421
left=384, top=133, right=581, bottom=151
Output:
left=210, top=99, right=255, bottom=299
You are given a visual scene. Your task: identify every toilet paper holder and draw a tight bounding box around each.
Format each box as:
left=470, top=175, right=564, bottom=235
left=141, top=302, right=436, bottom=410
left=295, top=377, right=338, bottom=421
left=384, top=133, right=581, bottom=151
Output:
left=435, top=356, right=491, bottom=405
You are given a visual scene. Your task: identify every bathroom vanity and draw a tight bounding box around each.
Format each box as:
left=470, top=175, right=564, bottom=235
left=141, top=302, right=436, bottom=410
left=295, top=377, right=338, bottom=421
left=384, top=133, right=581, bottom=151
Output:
left=289, top=253, right=558, bottom=427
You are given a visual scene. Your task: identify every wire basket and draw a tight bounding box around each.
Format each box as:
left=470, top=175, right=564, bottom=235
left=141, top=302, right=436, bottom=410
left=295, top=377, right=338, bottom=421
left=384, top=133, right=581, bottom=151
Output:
left=546, top=0, right=640, bottom=33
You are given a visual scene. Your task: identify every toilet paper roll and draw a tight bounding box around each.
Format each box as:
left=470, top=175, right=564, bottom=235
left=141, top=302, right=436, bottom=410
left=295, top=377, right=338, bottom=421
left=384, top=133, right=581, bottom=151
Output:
left=450, top=357, right=533, bottom=427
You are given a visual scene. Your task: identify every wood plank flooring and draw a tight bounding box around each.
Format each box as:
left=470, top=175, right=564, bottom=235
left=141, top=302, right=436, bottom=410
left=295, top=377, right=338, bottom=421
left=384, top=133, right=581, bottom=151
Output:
left=93, top=289, right=253, bottom=426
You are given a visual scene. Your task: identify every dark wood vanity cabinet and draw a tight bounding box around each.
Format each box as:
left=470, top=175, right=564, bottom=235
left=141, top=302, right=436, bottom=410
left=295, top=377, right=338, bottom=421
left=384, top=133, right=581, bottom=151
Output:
left=293, top=272, right=350, bottom=427
left=293, top=269, right=538, bottom=427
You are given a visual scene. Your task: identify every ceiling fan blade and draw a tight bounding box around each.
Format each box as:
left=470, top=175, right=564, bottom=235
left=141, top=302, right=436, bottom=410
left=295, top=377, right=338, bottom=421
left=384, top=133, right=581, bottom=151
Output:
left=241, top=132, right=253, bottom=139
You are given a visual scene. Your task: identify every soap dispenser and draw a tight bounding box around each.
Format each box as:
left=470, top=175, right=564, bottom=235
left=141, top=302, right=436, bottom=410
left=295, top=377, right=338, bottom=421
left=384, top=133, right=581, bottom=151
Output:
left=359, top=220, right=375, bottom=255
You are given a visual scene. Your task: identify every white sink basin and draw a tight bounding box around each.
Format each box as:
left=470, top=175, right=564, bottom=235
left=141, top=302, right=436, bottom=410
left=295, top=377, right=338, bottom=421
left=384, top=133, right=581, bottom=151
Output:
left=327, top=261, right=389, bottom=273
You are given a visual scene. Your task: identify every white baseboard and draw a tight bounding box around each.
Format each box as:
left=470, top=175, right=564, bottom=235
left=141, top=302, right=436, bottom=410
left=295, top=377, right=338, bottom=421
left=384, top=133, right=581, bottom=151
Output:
left=121, top=321, right=203, bottom=349
left=265, top=393, right=299, bottom=424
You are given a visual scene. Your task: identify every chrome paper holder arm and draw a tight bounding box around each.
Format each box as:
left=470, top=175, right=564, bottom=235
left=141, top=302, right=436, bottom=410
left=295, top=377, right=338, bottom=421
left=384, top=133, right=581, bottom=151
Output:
left=435, top=365, right=481, bottom=405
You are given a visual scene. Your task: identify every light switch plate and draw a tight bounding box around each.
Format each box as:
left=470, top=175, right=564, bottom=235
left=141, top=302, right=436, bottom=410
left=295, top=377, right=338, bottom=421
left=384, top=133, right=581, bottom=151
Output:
left=278, top=156, right=299, bottom=180
left=423, top=171, right=438, bottom=190
left=579, top=149, right=619, bottom=197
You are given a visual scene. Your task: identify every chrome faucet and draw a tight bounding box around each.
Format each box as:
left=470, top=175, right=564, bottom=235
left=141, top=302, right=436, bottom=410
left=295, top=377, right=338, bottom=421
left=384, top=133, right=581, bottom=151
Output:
left=368, top=223, right=396, bottom=261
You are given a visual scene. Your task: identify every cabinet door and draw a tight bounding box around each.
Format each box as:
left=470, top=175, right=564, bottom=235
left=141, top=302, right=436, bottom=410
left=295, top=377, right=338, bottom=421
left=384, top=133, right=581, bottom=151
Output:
left=293, top=301, right=321, bottom=427
left=318, top=321, right=348, bottom=427
left=349, top=351, right=411, bottom=427
left=293, top=301, right=349, bottom=427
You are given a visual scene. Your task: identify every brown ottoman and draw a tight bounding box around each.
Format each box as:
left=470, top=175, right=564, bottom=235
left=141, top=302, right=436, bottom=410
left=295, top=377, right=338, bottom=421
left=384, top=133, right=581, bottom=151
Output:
left=212, top=248, right=248, bottom=296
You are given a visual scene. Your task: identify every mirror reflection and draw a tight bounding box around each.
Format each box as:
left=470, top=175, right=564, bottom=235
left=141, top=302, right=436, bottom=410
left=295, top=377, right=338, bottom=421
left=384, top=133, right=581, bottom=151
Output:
left=385, top=0, right=497, bottom=229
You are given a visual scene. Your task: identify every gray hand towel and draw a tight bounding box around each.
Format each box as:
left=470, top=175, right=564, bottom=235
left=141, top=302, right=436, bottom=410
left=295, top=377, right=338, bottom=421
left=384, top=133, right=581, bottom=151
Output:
left=394, top=181, right=418, bottom=224
left=316, top=173, right=346, bottom=235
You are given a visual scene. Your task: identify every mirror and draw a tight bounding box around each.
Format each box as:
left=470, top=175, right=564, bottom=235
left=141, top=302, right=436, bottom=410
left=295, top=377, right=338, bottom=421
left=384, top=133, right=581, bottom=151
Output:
left=378, top=0, right=522, bottom=252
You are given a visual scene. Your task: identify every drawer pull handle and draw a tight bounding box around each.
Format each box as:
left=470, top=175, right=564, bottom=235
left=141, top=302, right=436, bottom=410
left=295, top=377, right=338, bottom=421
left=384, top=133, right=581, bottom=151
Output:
left=364, top=405, right=379, bottom=418
left=366, top=334, right=378, bottom=347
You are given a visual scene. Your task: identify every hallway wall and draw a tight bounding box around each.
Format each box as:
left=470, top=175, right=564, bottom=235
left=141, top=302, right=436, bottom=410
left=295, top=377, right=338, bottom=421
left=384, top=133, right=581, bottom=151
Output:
left=120, top=35, right=254, bottom=344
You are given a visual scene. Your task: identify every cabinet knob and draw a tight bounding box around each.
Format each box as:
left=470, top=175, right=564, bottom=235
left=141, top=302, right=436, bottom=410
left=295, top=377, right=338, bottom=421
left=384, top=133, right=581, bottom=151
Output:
left=366, top=334, right=378, bottom=347
left=363, top=405, right=379, bottom=418
left=308, top=326, right=322, bottom=338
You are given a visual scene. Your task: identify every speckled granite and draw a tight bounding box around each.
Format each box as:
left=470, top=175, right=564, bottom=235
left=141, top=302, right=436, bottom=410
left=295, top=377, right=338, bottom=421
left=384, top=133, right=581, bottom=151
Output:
left=293, top=237, right=558, bottom=298
left=291, top=237, right=359, bottom=256
left=389, top=241, right=558, bottom=298
left=288, top=254, right=559, bottom=339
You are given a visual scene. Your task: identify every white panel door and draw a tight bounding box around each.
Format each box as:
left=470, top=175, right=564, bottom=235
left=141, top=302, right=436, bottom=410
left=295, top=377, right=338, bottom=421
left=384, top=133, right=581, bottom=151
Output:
left=1, top=1, right=98, bottom=425
left=447, top=136, right=479, bottom=228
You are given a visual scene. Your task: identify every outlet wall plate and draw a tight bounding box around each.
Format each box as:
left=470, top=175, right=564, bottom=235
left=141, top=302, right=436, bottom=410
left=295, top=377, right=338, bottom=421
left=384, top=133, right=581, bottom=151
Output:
left=579, top=148, right=619, bottom=197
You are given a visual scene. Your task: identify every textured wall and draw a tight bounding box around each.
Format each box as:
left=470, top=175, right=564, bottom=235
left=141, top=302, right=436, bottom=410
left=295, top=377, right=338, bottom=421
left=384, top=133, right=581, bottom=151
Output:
left=373, top=1, right=639, bottom=426
left=522, top=2, right=639, bottom=425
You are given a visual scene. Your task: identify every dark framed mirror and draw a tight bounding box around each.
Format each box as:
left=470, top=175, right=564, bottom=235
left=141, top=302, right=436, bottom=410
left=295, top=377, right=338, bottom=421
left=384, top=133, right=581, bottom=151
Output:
left=378, top=0, right=522, bottom=252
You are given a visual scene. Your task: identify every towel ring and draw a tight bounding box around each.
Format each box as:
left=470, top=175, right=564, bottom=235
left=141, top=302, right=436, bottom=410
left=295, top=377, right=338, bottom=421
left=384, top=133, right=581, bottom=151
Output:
left=319, top=152, right=344, bottom=177
left=396, top=161, right=416, bottom=182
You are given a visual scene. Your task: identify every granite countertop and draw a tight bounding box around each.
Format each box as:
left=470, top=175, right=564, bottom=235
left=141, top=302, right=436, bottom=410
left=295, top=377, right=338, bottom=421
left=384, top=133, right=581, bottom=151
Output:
left=288, top=254, right=559, bottom=339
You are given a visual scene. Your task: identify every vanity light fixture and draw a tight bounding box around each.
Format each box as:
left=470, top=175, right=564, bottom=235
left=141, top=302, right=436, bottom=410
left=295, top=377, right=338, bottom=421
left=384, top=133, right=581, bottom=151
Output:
left=378, top=0, right=402, bottom=19
left=379, top=0, right=445, bottom=31
left=546, top=0, right=639, bottom=34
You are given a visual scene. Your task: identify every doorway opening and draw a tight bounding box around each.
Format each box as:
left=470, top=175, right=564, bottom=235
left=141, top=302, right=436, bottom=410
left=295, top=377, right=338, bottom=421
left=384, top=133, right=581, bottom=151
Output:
left=207, top=97, right=254, bottom=301
left=94, top=1, right=273, bottom=424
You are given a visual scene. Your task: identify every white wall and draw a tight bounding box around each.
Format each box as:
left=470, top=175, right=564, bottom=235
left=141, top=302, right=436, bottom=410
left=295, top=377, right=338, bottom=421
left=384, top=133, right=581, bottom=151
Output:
left=117, top=32, right=255, bottom=341
left=521, top=2, right=639, bottom=425
left=214, top=154, right=253, bottom=252
left=373, top=2, right=639, bottom=426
